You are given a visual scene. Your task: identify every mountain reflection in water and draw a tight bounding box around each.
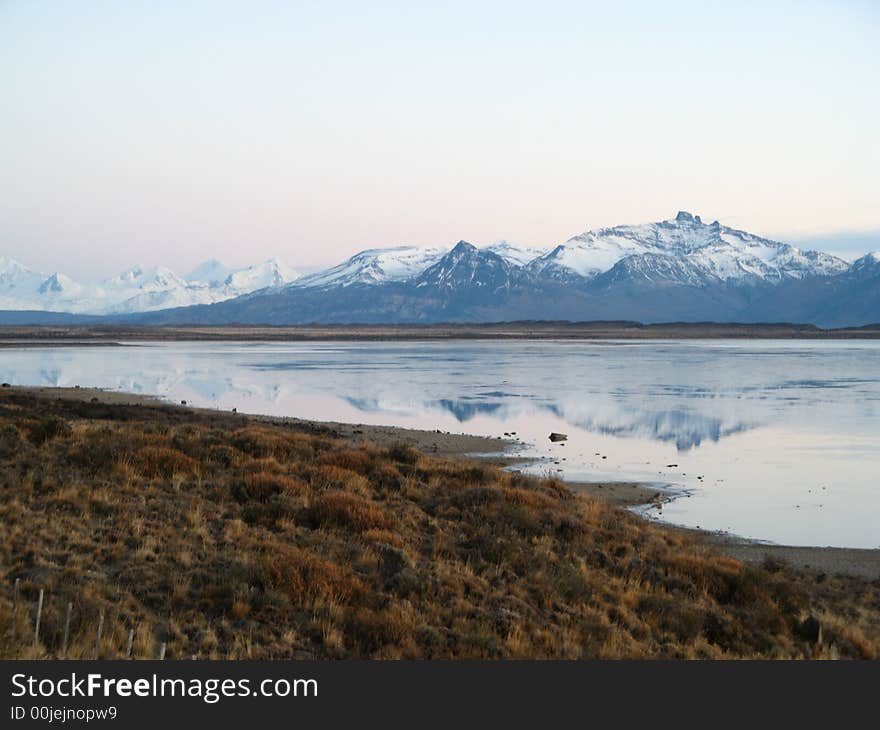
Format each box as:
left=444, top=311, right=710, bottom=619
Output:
left=2, top=340, right=879, bottom=548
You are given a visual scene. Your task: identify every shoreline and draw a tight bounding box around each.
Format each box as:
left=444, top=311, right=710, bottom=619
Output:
left=2, top=322, right=880, bottom=344
left=9, top=384, right=879, bottom=580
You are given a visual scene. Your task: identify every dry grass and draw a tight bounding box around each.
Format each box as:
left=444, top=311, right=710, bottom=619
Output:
left=0, top=390, right=878, bottom=659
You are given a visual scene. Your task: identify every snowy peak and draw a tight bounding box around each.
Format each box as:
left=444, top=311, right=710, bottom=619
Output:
left=0, top=258, right=59, bottom=307
left=675, top=211, right=702, bottom=224
left=0, top=256, right=300, bottom=314
left=224, top=258, right=299, bottom=291
left=449, top=240, right=478, bottom=256
left=106, top=265, right=188, bottom=292
left=850, top=252, right=880, bottom=278
left=106, top=264, right=147, bottom=286
left=38, top=272, right=81, bottom=296
left=293, top=241, right=547, bottom=291
left=529, top=234, right=644, bottom=280
left=105, top=258, right=298, bottom=313
left=594, top=253, right=717, bottom=288
left=186, top=259, right=234, bottom=285
left=292, top=245, right=448, bottom=289
left=0, top=256, right=31, bottom=277
left=483, top=240, right=549, bottom=266
left=0, top=257, right=43, bottom=289
left=415, top=241, right=528, bottom=291
left=529, top=212, right=848, bottom=285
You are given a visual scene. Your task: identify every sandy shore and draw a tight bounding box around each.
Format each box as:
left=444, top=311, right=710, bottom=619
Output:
left=10, top=384, right=880, bottom=580
left=11, top=386, right=514, bottom=460
left=699, top=535, right=880, bottom=581
left=2, top=322, right=880, bottom=343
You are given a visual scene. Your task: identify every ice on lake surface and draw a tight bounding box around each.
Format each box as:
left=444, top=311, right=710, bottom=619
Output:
left=3, top=339, right=879, bottom=548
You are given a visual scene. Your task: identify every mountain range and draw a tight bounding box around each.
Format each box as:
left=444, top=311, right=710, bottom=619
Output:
left=2, top=212, right=878, bottom=327
left=0, top=257, right=299, bottom=314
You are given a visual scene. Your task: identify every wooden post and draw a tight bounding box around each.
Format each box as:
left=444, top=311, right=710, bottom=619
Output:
left=158, top=642, right=166, bottom=660
left=33, top=589, right=44, bottom=648
left=11, top=578, right=20, bottom=638
left=93, top=610, right=104, bottom=659
left=61, top=602, right=72, bottom=659
left=125, top=628, right=135, bottom=659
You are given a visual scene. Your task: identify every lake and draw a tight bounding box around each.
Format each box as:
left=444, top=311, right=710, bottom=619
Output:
left=3, top=340, right=879, bottom=548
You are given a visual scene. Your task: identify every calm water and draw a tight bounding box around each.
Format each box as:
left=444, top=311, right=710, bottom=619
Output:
left=3, top=340, right=879, bottom=548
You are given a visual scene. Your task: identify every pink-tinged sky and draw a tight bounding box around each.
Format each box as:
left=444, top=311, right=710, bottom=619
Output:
left=1, top=0, right=878, bottom=279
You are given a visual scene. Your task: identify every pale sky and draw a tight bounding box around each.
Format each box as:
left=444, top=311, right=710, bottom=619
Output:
left=1, top=0, right=878, bottom=279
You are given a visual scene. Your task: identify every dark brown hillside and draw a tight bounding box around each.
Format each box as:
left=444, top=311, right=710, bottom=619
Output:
left=0, top=391, right=877, bottom=659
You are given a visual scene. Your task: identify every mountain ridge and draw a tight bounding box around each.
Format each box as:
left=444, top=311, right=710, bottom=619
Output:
left=0, top=257, right=301, bottom=314
left=2, top=212, right=877, bottom=326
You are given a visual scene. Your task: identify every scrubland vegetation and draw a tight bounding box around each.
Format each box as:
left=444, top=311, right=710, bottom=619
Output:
left=0, top=390, right=878, bottom=659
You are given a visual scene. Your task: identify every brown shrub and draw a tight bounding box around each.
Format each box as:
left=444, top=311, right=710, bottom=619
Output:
left=317, top=448, right=374, bottom=474
left=232, top=428, right=316, bottom=463
left=242, top=457, right=285, bottom=474
left=310, top=492, right=396, bottom=532
left=0, top=423, right=22, bottom=458
left=309, top=465, right=372, bottom=495
left=25, top=416, right=72, bottom=445
left=715, top=556, right=745, bottom=572
left=135, top=446, right=199, bottom=479
left=542, top=476, right=574, bottom=499
left=370, top=462, right=404, bottom=491
left=280, top=432, right=318, bottom=460
left=502, top=487, right=560, bottom=512
left=361, top=529, right=406, bottom=549
left=344, top=606, right=414, bottom=654
left=231, top=428, right=286, bottom=459
left=263, top=546, right=363, bottom=604
left=206, top=444, right=242, bottom=467
left=637, top=595, right=706, bottom=642
left=386, top=443, right=420, bottom=465
left=236, top=472, right=309, bottom=503
left=68, top=428, right=135, bottom=473
left=230, top=599, right=251, bottom=620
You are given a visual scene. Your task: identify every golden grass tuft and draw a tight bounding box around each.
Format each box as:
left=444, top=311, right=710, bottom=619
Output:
left=317, top=447, right=374, bottom=474
left=309, top=464, right=372, bottom=495
left=310, top=492, right=396, bottom=533
left=242, top=472, right=309, bottom=502
left=263, top=546, right=363, bottom=604
left=135, top=446, right=200, bottom=479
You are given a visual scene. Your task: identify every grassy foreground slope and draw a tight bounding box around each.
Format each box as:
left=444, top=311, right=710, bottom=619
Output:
left=0, top=390, right=877, bottom=659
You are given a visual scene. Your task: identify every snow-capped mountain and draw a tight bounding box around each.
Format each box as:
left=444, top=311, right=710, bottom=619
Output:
left=592, top=252, right=718, bottom=288
left=2, top=212, right=874, bottom=326
left=185, top=259, right=235, bottom=285
left=292, top=246, right=448, bottom=289
left=529, top=230, right=650, bottom=280
left=529, top=211, right=848, bottom=284
left=37, top=272, right=82, bottom=297
left=415, top=241, right=534, bottom=292
left=223, top=258, right=300, bottom=291
left=738, top=250, right=880, bottom=327
left=848, top=251, right=880, bottom=279
left=0, top=257, right=299, bottom=314
left=101, top=265, right=218, bottom=314
left=292, top=242, right=550, bottom=288
left=0, top=257, right=49, bottom=303
left=484, top=241, right=550, bottom=267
